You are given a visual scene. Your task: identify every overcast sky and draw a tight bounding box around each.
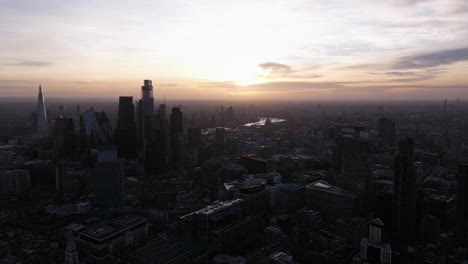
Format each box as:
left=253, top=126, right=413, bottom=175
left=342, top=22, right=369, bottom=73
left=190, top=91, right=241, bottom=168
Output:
left=1, top=0, right=468, bottom=100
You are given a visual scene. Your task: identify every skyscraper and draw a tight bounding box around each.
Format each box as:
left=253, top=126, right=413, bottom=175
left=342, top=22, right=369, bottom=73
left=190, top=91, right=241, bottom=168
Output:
left=377, top=117, right=396, bottom=146
left=94, top=147, right=125, bottom=209
left=141, top=80, right=155, bottom=115
left=392, top=138, right=417, bottom=244
left=333, top=136, right=370, bottom=212
left=187, top=127, right=202, bottom=149
left=136, top=80, right=155, bottom=156
left=170, top=107, right=183, bottom=168
left=115, top=96, right=136, bottom=158
left=37, top=85, right=48, bottom=134
left=444, top=99, right=447, bottom=114
left=53, top=116, right=75, bottom=153
left=215, top=127, right=225, bottom=147
left=456, top=164, right=468, bottom=247
left=79, top=108, right=113, bottom=150
left=158, top=103, right=167, bottom=120
left=145, top=114, right=170, bottom=174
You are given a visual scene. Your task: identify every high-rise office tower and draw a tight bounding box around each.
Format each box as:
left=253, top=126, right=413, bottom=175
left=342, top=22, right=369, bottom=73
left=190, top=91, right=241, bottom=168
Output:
left=145, top=114, right=170, bottom=174
left=53, top=116, right=75, bottom=153
left=141, top=80, right=155, bottom=115
left=170, top=107, right=183, bottom=134
left=79, top=108, right=113, bottom=150
left=215, top=127, right=225, bottom=147
left=456, top=164, right=468, bottom=247
left=136, top=100, right=144, bottom=154
left=377, top=117, right=396, bottom=146
left=187, top=127, right=202, bottom=149
left=158, top=103, right=167, bottom=120
left=115, top=96, right=136, bottom=159
left=444, top=99, right=447, bottom=114
left=333, top=136, right=370, bottom=212
left=136, top=80, right=155, bottom=156
left=170, top=107, right=183, bottom=168
left=94, top=147, right=125, bottom=209
left=37, top=85, right=48, bottom=134
left=392, top=138, right=417, bottom=244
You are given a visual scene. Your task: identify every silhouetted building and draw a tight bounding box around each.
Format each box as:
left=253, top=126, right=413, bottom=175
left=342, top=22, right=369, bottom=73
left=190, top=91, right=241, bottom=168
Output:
left=225, top=106, right=234, bottom=124
left=392, top=138, right=417, bottom=244
left=94, top=147, right=124, bottom=209
left=353, top=218, right=392, bottom=264
left=170, top=107, right=184, bottom=168
left=377, top=117, right=396, bottom=146
left=80, top=107, right=114, bottom=150
left=37, top=85, right=48, bottom=134
left=335, top=217, right=369, bottom=246
left=24, top=160, right=56, bottom=187
left=216, top=127, right=226, bottom=147
left=334, top=136, right=370, bottom=211
left=242, top=155, right=268, bottom=174
left=333, top=136, right=369, bottom=179
left=444, top=99, right=447, bottom=114
left=305, top=180, right=359, bottom=220
left=158, top=103, right=167, bottom=120
left=456, top=164, right=468, bottom=247
left=76, top=215, right=149, bottom=261
left=115, top=96, right=136, bottom=158
left=170, top=199, right=254, bottom=251
left=136, top=80, right=155, bottom=156
left=187, top=127, right=202, bottom=149
left=128, top=236, right=191, bottom=264
left=141, top=80, right=155, bottom=116
left=145, top=114, right=170, bottom=174
left=234, top=184, right=269, bottom=214
left=0, top=170, right=31, bottom=194
left=53, top=116, right=75, bottom=154
left=420, top=214, right=440, bottom=242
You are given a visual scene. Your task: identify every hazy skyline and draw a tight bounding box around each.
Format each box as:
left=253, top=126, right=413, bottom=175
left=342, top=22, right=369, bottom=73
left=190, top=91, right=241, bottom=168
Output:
left=1, top=0, right=468, bottom=100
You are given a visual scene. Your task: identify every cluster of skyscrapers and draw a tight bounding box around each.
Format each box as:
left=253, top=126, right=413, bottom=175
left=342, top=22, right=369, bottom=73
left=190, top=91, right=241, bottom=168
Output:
left=0, top=84, right=466, bottom=263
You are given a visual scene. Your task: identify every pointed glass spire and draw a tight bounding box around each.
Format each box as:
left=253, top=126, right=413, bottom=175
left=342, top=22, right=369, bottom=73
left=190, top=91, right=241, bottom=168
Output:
left=37, top=85, right=48, bottom=134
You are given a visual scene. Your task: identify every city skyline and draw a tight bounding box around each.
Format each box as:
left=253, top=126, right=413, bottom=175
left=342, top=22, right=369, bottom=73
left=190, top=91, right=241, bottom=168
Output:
left=1, top=0, right=468, bottom=100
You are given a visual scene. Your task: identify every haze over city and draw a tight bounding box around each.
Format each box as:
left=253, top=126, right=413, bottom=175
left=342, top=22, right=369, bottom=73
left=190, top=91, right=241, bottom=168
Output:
left=1, top=0, right=468, bottom=100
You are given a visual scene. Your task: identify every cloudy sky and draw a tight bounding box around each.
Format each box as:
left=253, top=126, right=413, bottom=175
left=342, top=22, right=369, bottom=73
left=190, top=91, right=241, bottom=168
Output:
left=1, top=0, right=468, bottom=100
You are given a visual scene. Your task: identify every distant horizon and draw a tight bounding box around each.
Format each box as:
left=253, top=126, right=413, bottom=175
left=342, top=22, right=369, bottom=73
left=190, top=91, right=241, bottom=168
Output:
left=0, top=95, right=462, bottom=103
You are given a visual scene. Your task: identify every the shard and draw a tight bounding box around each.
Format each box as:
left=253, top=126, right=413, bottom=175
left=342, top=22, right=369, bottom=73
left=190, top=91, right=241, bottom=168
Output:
left=37, top=85, right=48, bottom=134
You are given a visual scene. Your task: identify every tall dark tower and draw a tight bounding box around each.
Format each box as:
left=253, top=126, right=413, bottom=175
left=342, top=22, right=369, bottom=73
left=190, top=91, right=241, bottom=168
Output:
left=136, top=80, right=156, bottom=156
left=141, top=80, right=155, bottom=115
left=94, top=147, right=125, bottom=209
left=456, top=164, right=468, bottom=247
left=170, top=107, right=184, bottom=168
left=115, top=96, right=136, bottom=158
left=37, top=85, right=48, bottom=134
left=159, top=102, right=167, bottom=120
left=444, top=99, right=447, bottom=115
left=145, top=114, right=170, bottom=174
left=377, top=117, right=396, bottom=146
left=392, top=138, right=417, bottom=245
left=53, top=116, right=75, bottom=154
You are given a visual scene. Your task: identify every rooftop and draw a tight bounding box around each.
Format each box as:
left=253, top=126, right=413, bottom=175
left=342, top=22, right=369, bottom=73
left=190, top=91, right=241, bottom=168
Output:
left=306, top=180, right=359, bottom=199
left=181, top=199, right=244, bottom=219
